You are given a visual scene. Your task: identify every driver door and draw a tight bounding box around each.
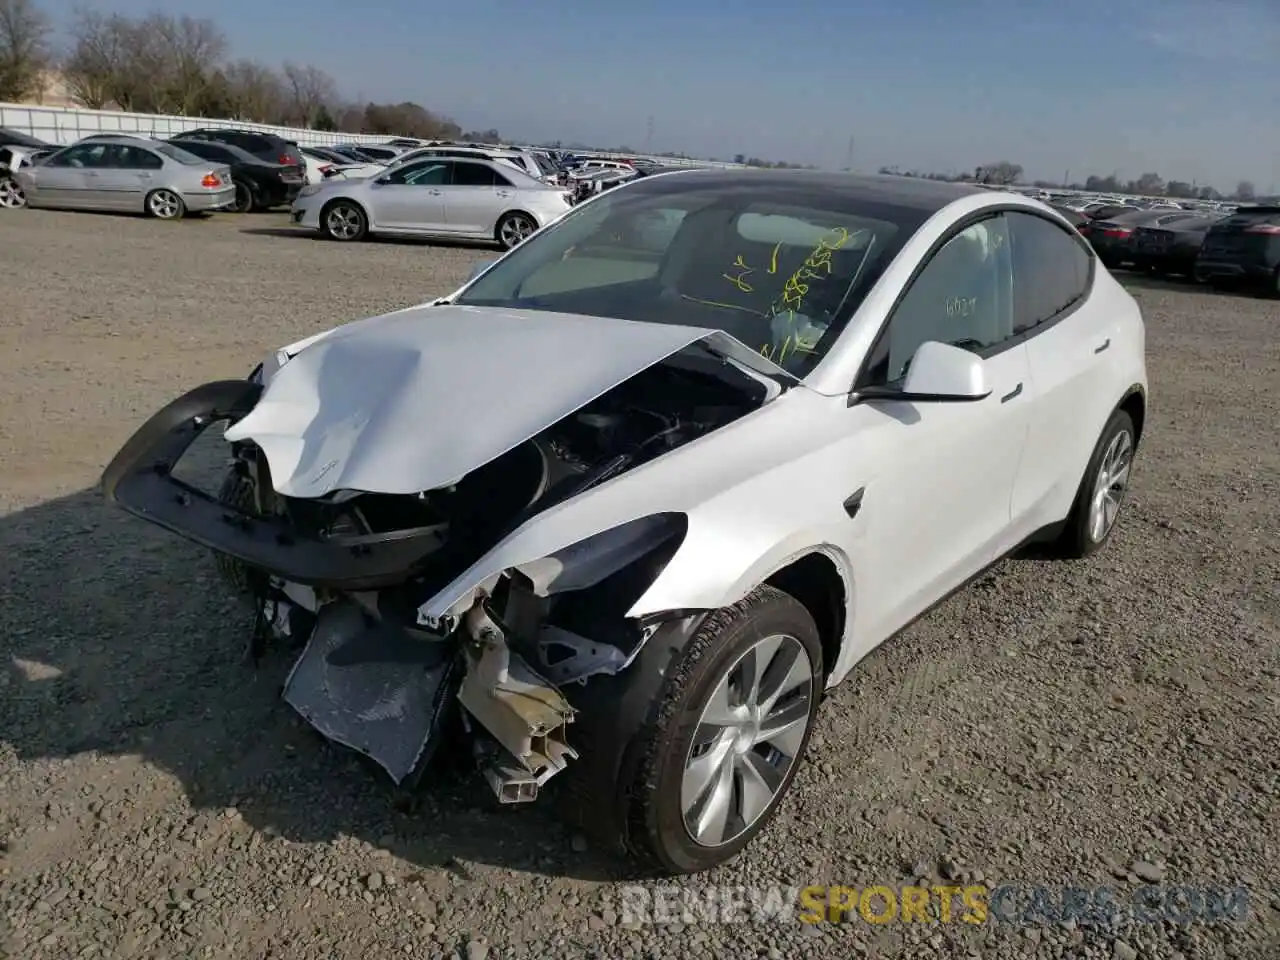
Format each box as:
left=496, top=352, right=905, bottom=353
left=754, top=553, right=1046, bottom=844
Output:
left=23, top=143, right=100, bottom=208
left=368, top=160, right=451, bottom=232
left=844, top=215, right=1033, bottom=646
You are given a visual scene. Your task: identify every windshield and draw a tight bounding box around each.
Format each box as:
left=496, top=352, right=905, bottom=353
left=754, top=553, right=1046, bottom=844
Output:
left=455, top=174, right=917, bottom=375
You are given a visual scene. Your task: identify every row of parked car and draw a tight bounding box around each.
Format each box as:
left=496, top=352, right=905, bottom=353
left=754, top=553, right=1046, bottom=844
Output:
left=0, top=125, right=682, bottom=248
left=1046, top=196, right=1280, bottom=296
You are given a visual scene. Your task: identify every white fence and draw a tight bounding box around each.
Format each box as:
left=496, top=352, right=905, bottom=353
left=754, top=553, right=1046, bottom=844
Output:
left=0, top=102, right=742, bottom=168
left=0, top=103, right=393, bottom=147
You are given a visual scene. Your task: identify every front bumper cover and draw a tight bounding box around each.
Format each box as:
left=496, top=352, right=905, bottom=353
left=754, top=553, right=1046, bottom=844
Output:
left=99, top=379, right=448, bottom=590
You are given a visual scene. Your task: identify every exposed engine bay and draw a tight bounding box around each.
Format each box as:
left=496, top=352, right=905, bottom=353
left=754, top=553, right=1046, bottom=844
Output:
left=107, top=343, right=774, bottom=803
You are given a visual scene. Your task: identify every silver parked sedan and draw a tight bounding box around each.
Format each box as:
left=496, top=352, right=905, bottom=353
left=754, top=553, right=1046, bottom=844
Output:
left=16, top=137, right=235, bottom=219
left=289, top=157, right=573, bottom=248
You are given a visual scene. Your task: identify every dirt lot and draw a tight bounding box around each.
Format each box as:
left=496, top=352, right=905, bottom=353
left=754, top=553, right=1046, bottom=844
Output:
left=1, top=208, right=1277, bottom=960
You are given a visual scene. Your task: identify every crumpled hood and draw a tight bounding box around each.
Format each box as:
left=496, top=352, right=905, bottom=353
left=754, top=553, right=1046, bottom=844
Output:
left=225, top=304, right=791, bottom=498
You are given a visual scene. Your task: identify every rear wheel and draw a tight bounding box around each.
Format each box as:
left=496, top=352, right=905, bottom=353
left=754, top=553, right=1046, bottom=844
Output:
left=1055, top=409, right=1136, bottom=558
left=146, top=189, right=185, bottom=220
left=232, top=180, right=255, bottom=213
left=496, top=212, right=537, bottom=249
left=321, top=200, right=367, bottom=241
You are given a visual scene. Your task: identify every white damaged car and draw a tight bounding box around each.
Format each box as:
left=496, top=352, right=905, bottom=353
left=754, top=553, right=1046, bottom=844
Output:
left=101, top=170, right=1147, bottom=874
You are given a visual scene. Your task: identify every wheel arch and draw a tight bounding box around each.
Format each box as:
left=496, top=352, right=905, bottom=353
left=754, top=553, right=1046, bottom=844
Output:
left=494, top=208, right=539, bottom=237
left=763, top=551, right=848, bottom=685
left=1117, top=383, right=1146, bottom=447
left=320, top=195, right=369, bottom=226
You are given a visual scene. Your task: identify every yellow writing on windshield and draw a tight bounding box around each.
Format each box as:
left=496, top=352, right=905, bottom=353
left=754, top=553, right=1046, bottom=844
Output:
left=780, top=226, right=852, bottom=314
left=759, top=334, right=817, bottom=365
left=722, top=242, right=783, bottom=293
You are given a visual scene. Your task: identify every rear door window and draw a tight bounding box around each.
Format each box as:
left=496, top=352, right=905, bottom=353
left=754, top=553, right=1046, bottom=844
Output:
left=453, top=162, right=500, bottom=187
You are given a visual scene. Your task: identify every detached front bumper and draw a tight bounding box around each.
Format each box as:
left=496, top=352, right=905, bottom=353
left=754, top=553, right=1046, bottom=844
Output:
left=99, top=379, right=448, bottom=590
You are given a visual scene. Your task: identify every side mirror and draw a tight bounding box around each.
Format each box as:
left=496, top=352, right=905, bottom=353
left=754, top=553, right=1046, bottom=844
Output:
left=854, top=341, right=992, bottom=404
left=466, top=259, right=496, bottom=283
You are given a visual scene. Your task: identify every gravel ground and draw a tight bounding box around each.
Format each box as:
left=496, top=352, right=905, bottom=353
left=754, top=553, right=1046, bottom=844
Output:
left=1, top=208, right=1277, bottom=960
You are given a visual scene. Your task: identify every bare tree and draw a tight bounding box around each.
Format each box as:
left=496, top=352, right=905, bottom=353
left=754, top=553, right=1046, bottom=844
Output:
left=1235, top=180, right=1256, bottom=201
left=0, top=0, right=52, bottom=103
left=152, top=14, right=226, bottom=114
left=282, top=61, right=335, bottom=127
left=221, top=58, right=283, bottom=122
left=978, top=161, right=1023, bottom=185
left=60, top=8, right=129, bottom=109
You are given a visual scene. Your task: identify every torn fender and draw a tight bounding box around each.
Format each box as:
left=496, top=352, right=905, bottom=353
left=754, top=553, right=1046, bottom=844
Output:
left=225, top=303, right=796, bottom=500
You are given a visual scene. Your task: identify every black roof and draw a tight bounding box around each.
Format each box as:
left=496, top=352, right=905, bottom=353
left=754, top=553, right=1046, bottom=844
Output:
left=637, top=168, right=986, bottom=214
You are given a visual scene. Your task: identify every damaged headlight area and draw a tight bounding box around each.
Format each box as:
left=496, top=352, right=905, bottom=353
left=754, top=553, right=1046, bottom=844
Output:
left=97, top=342, right=761, bottom=806
left=279, top=513, right=688, bottom=801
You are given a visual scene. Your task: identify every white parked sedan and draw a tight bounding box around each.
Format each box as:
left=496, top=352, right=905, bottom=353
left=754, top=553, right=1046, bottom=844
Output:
left=288, top=156, right=572, bottom=248
left=102, top=170, right=1146, bottom=875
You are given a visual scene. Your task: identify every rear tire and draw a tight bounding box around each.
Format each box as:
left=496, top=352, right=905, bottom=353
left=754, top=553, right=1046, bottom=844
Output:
left=320, top=200, right=367, bottom=241
left=1054, top=409, right=1136, bottom=559
left=561, top=585, right=823, bottom=874
left=496, top=212, right=537, bottom=249
left=232, top=180, right=255, bottom=213
left=146, top=189, right=185, bottom=220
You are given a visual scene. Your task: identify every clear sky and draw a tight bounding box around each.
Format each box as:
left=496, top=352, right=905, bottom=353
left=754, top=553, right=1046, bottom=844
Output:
left=39, top=0, right=1280, bottom=191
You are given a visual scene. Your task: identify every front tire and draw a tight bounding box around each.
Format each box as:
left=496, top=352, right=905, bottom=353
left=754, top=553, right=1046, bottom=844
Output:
left=569, top=586, right=823, bottom=874
left=214, top=469, right=259, bottom=602
left=1055, top=409, right=1136, bottom=558
left=0, top=174, right=25, bottom=209
left=320, top=199, right=367, bottom=241
left=146, top=189, right=185, bottom=220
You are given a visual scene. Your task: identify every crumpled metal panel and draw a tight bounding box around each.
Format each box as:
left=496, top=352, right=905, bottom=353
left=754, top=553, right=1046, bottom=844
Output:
left=282, top=600, right=457, bottom=785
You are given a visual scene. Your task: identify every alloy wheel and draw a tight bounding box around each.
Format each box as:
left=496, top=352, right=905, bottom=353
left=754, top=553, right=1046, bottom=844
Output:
left=499, top=215, right=536, bottom=248
left=149, top=190, right=182, bottom=219
left=0, top=177, right=26, bottom=209
left=680, top=633, right=815, bottom=847
left=1089, top=428, right=1133, bottom=542
left=326, top=205, right=362, bottom=240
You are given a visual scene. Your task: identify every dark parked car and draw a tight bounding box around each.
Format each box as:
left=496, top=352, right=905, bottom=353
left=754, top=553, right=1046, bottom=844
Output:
left=1051, top=205, right=1091, bottom=228
left=1083, top=204, right=1139, bottom=223
left=168, top=139, right=305, bottom=212
left=177, top=128, right=303, bottom=169
left=1130, top=217, right=1219, bottom=277
left=0, top=127, right=53, bottom=149
left=1082, top=210, right=1201, bottom=268
left=1194, top=206, right=1280, bottom=295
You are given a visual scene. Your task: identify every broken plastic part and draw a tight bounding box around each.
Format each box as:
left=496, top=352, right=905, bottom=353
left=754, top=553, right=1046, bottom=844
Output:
left=457, top=637, right=577, bottom=779
left=536, top=624, right=637, bottom=686
left=485, top=764, right=540, bottom=803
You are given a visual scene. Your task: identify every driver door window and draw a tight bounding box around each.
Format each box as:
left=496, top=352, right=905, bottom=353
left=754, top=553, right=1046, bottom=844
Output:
left=47, top=144, right=104, bottom=168
left=866, top=216, right=1014, bottom=385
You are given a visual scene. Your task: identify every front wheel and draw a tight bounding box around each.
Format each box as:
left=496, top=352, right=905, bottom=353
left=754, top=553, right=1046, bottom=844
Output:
left=146, top=189, right=186, bottom=220
left=0, top=175, right=25, bottom=209
left=573, top=586, right=823, bottom=874
left=1055, top=408, right=1136, bottom=558
left=321, top=200, right=367, bottom=241
left=496, top=212, right=537, bottom=249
